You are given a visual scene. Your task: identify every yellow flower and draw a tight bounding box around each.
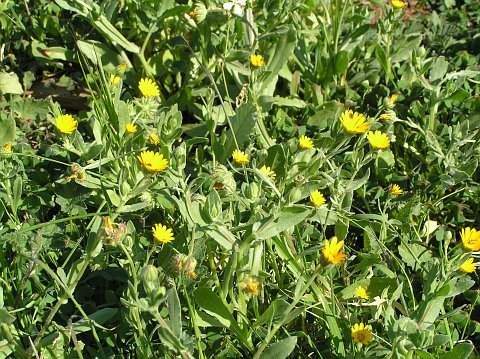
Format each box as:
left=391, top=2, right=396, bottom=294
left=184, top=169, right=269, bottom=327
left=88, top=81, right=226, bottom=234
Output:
left=340, top=110, right=369, bottom=134
left=391, top=0, right=406, bottom=9
left=355, top=286, right=369, bottom=300
left=461, top=227, right=480, bottom=251
left=110, top=74, right=121, bottom=85
left=322, top=236, right=346, bottom=265
left=2, top=143, right=12, bottom=153
left=250, top=54, right=265, bottom=67
left=391, top=184, right=403, bottom=196
left=152, top=223, right=174, bottom=243
left=310, top=190, right=326, bottom=207
left=379, top=113, right=390, bottom=121
left=351, top=323, right=373, bottom=345
left=367, top=131, right=390, bottom=150
left=125, top=123, right=137, bottom=134
left=138, top=78, right=160, bottom=98
left=55, top=114, right=78, bottom=135
left=137, top=151, right=169, bottom=172
left=232, top=149, right=250, bottom=165
left=460, top=258, right=479, bottom=273
left=118, top=63, right=128, bottom=73
left=239, top=275, right=261, bottom=296
left=149, top=133, right=160, bottom=145
left=259, top=165, right=276, bottom=180
left=299, top=135, right=314, bottom=149
left=385, top=94, right=399, bottom=109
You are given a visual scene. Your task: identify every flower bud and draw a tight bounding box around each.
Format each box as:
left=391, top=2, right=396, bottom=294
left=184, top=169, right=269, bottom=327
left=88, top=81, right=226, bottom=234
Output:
left=192, top=3, right=208, bottom=22
left=174, top=143, right=186, bottom=170
left=141, top=264, right=159, bottom=292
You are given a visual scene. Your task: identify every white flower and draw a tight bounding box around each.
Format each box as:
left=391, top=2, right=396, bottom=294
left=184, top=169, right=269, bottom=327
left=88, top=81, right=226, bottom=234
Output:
left=223, top=0, right=246, bottom=16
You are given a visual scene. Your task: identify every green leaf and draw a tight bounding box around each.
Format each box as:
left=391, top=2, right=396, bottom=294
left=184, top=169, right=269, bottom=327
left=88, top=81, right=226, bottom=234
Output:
left=256, top=206, right=310, bottom=240
left=167, top=286, right=182, bottom=338
left=375, top=45, right=388, bottom=74
left=272, top=96, right=306, bottom=108
left=0, top=72, right=23, bottom=95
left=307, top=101, right=344, bottom=129
left=12, top=177, right=22, bottom=212
left=117, top=202, right=151, bottom=213
left=398, top=242, right=434, bottom=270
left=260, top=26, right=297, bottom=92
left=414, top=296, right=445, bottom=329
left=346, top=168, right=370, bottom=191
left=77, top=40, right=125, bottom=68
left=258, top=336, right=297, bottom=359
left=333, top=50, right=349, bottom=75
left=266, top=144, right=287, bottom=179
left=217, top=103, right=257, bottom=163
left=376, top=149, right=395, bottom=180
left=391, top=36, right=422, bottom=63
left=116, top=100, right=130, bottom=137
left=92, top=15, right=140, bottom=53
left=429, top=56, right=448, bottom=83
left=415, top=350, right=436, bottom=359
left=205, top=226, right=236, bottom=250
left=254, top=299, right=289, bottom=328
left=71, top=308, right=117, bottom=333
left=0, top=308, right=15, bottom=325
left=193, top=287, right=248, bottom=345
left=438, top=343, right=473, bottom=359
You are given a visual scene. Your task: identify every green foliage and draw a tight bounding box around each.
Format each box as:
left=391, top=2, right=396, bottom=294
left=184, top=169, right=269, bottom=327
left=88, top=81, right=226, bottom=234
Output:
left=0, top=0, right=480, bottom=357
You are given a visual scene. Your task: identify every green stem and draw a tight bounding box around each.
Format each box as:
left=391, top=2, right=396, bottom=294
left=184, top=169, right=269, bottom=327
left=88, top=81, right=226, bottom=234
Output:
left=253, top=265, right=322, bottom=359
left=119, top=244, right=147, bottom=343
left=182, top=280, right=205, bottom=359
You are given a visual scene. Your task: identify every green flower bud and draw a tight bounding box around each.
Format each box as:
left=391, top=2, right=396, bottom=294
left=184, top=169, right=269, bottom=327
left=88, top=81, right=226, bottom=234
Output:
left=141, top=264, right=159, bottom=292
left=174, top=143, right=186, bottom=170
left=192, top=3, right=208, bottom=22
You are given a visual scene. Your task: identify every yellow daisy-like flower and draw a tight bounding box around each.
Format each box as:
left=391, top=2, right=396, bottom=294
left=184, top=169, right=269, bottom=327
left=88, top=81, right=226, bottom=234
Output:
left=351, top=323, right=373, bottom=345
left=299, top=135, right=314, bottom=149
left=461, top=227, right=480, bottom=251
left=118, top=63, right=128, bottom=73
left=391, top=184, right=403, bottom=196
left=55, top=114, right=78, bottom=135
left=379, top=113, right=391, bottom=121
left=138, top=78, right=160, bottom=98
left=2, top=143, right=12, bottom=153
left=239, top=275, right=261, bottom=296
left=152, top=223, right=174, bottom=243
left=232, top=149, right=250, bottom=165
left=340, top=110, right=369, bottom=134
left=125, top=123, right=137, bottom=134
left=137, top=151, right=169, bottom=172
left=149, top=133, right=160, bottom=145
left=355, top=286, right=370, bottom=300
left=322, top=236, right=346, bottom=265
left=385, top=93, right=399, bottom=108
left=460, top=258, right=479, bottom=273
left=367, top=131, right=390, bottom=150
left=391, top=0, right=406, bottom=9
left=259, top=165, right=276, bottom=180
left=250, top=54, right=265, bottom=67
left=110, top=74, right=121, bottom=85
left=310, top=190, right=326, bottom=207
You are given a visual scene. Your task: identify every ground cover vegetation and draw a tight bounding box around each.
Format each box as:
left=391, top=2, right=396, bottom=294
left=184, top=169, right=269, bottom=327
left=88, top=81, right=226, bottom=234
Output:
left=1, top=0, right=480, bottom=357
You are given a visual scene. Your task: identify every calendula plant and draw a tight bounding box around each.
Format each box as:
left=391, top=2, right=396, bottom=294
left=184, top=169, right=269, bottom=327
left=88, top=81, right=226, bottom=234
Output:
left=0, top=0, right=479, bottom=358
